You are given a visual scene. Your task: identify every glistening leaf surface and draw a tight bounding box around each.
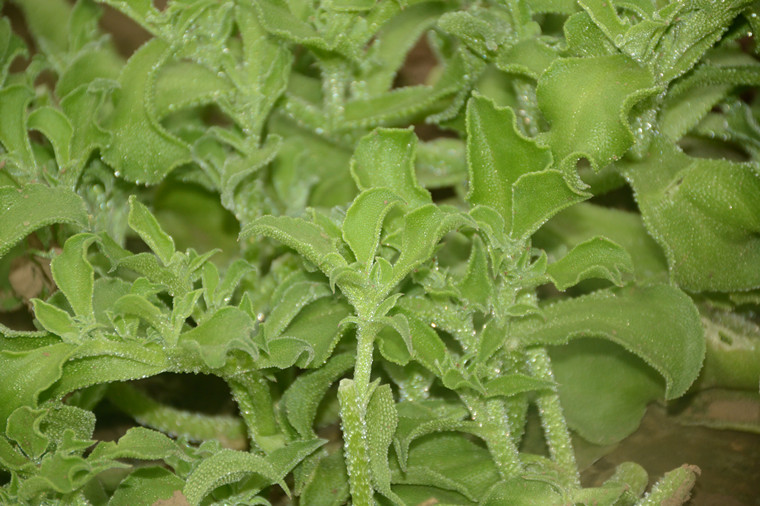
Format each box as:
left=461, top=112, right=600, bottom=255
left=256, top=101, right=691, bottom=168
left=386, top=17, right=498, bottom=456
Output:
left=515, top=285, right=703, bottom=399
left=0, top=185, right=88, bottom=258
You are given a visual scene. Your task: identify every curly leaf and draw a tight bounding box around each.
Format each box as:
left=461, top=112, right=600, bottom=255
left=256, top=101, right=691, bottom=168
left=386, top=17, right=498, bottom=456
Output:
left=241, top=215, right=347, bottom=276
left=546, top=236, right=633, bottom=290
left=0, top=343, right=75, bottom=425
left=622, top=140, right=760, bottom=291
left=0, top=184, right=88, bottom=258
left=510, top=170, right=589, bottom=239
left=108, top=467, right=186, bottom=506
left=51, top=233, right=98, bottom=319
left=101, top=39, right=191, bottom=184
left=515, top=284, right=704, bottom=399
left=466, top=94, right=552, bottom=229
left=178, top=307, right=256, bottom=369
left=183, top=449, right=280, bottom=506
left=392, top=204, right=472, bottom=285
left=284, top=352, right=354, bottom=438
left=350, top=128, right=431, bottom=208
left=343, top=188, right=404, bottom=271
left=537, top=54, right=656, bottom=171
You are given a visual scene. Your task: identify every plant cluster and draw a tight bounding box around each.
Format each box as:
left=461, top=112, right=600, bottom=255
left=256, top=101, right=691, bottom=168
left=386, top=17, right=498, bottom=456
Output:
left=1, top=0, right=759, bottom=504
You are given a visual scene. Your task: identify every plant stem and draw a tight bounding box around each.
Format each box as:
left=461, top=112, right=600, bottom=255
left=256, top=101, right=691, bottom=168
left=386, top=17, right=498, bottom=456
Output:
left=526, top=347, right=580, bottom=487
left=353, top=319, right=377, bottom=400
left=459, top=391, right=522, bottom=479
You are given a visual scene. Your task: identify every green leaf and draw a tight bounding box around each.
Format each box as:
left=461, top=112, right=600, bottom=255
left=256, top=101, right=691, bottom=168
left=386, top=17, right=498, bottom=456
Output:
left=44, top=340, right=168, bottom=399
left=366, top=384, right=400, bottom=500
left=89, top=427, right=186, bottom=462
left=179, top=307, right=256, bottom=369
left=6, top=406, right=49, bottom=459
left=51, top=233, right=98, bottom=320
left=108, top=467, right=186, bottom=506
left=622, top=140, right=760, bottom=291
left=343, top=188, right=404, bottom=271
left=455, top=236, right=491, bottom=311
left=392, top=204, right=472, bottom=285
left=482, top=478, right=563, bottom=505
left=26, top=106, right=73, bottom=167
left=183, top=449, right=280, bottom=506
left=101, top=39, right=191, bottom=184
left=128, top=196, right=176, bottom=266
left=31, top=299, right=79, bottom=342
left=535, top=202, right=668, bottom=283
left=276, top=297, right=350, bottom=368
left=284, top=352, right=354, bottom=438
left=398, top=432, right=501, bottom=501
left=510, top=170, right=589, bottom=240
left=0, top=343, right=75, bottom=425
left=484, top=374, right=554, bottom=398
left=300, top=449, right=350, bottom=506
left=515, top=284, right=704, bottom=399
left=112, top=293, right=170, bottom=336
left=546, top=236, right=633, bottom=291
left=241, top=215, right=347, bottom=277
left=0, top=84, right=34, bottom=171
left=0, top=184, right=88, bottom=258
left=465, top=94, right=552, bottom=229
left=550, top=338, right=664, bottom=445
left=262, top=277, right=331, bottom=342
left=537, top=54, right=656, bottom=170
left=350, top=128, right=431, bottom=208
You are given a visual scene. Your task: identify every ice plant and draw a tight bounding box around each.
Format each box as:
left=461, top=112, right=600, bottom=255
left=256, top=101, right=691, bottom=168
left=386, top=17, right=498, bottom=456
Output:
left=1, top=0, right=758, bottom=504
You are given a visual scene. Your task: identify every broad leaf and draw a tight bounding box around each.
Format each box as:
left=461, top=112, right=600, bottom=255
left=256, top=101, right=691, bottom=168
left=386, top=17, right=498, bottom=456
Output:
left=350, top=128, right=431, bottom=208
left=622, top=140, right=760, bottom=291
left=0, top=185, right=88, bottom=258
left=546, top=236, right=633, bottom=290
left=466, top=94, right=552, bottom=228
left=515, top=285, right=704, bottom=399
left=537, top=54, right=656, bottom=170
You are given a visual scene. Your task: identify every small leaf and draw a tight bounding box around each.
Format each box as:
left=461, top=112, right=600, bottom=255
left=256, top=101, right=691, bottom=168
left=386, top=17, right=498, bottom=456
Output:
left=179, top=307, right=256, bottom=369
left=484, top=374, right=554, bottom=398
left=546, top=236, right=633, bottom=290
left=456, top=235, right=492, bottom=311
left=31, top=299, right=79, bottom=342
left=466, top=94, right=552, bottom=228
left=183, top=449, right=280, bottom=506
left=515, top=285, right=704, bottom=399
left=6, top=407, right=48, bottom=459
left=89, top=427, right=186, bottom=462
left=343, top=188, right=404, bottom=271
left=26, top=106, right=73, bottom=167
left=51, top=233, right=98, bottom=320
left=0, top=184, right=88, bottom=258
left=108, top=467, right=186, bottom=506
left=112, top=294, right=170, bottom=337
left=300, top=449, right=350, bottom=506
left=241, top=215, right=347, bottom=276
left=510, top=170, right=589, bottom=239
left=128, top=196, right=175, bottom=266
left=0, top=343, right=75, bottom=425
left=392, top=205, right=472, bottom=285
left=284, top=352, right=354, bottom=438
left=350, top=128, right=431, bottom=208
left=101, top=39, right=191, bottom=184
